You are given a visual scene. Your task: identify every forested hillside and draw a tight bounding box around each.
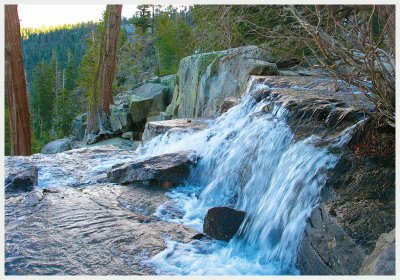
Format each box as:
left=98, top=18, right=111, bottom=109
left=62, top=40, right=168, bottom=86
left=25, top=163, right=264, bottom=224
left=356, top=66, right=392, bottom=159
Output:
left=21, top=22, right=97, bottom=86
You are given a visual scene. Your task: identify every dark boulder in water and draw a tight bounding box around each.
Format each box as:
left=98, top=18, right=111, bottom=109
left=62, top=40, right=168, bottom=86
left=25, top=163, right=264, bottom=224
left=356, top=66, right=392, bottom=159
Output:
left=107, top=151, right=199, bottom=187
left=203, top=206, right=246, bottom=241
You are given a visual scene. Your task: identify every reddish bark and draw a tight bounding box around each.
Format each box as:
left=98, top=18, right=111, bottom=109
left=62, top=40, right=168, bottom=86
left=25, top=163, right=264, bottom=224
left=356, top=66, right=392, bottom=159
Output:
left=86, top=5, right=122, bottom=135
left=5, top=5, right=32, bottom=155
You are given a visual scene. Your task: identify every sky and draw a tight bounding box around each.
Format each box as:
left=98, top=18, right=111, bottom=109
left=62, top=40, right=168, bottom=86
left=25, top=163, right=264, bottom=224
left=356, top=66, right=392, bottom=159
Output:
left=18, top=5, right=139, bottom=28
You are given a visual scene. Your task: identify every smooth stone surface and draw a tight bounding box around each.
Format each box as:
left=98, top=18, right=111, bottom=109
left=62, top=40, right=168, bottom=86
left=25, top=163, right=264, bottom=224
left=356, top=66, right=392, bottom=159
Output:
left=203, top=206, right=246, bottom=241
left=41, top=138, right=74, bottom=154
left=107, top=151, right=199, bottom=187
left=142, top=119, right=209, bottom=142
left=5, top=183, right=200, bottom=275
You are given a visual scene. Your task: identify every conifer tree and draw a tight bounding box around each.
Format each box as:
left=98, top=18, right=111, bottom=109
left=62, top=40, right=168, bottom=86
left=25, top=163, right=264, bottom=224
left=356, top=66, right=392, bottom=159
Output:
left=86, top=5, right=122, bottom=141
left=5, top=5, right=32, bottom=155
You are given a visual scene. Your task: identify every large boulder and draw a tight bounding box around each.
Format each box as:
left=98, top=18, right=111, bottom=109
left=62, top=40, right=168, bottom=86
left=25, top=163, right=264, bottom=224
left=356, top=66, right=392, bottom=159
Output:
left=41, top=138, right=74, bottom=154
left=5, top=158, right=38, bottom=193
left=203, top=206, right=246, bottom=241
left=110, top=104, right=133, bottom=134
left=360, top=229, right=395, bottom=275
left=142, top=118, right=209, bottom=142
left=107, top=151, right=198, bottom=187
left=166, top=45, right=275, bottom=118
left=128, top=83, right=170, bottom=123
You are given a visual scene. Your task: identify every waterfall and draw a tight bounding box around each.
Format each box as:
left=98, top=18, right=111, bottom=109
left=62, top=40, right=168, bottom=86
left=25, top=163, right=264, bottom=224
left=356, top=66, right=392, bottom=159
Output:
left=139, top=77, right=352, bottom=275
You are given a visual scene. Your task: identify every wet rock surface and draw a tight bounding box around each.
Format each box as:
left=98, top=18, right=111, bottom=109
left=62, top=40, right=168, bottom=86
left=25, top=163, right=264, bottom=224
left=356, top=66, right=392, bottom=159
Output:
left=5, top=183, right=199, bottom=275
left=142, top=119, right=209, bottom=142
left=5, top=146, right=139, bottom=189
left=107, top=151, right=199, bottom=187
left=249, top=75, right=373, bottom=140
left=203, top=207, right=246, bottom=241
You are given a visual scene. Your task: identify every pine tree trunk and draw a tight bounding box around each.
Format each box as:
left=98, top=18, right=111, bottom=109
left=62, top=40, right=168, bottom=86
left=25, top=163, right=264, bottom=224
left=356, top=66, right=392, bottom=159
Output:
left=86, top=5, right=122, bottom=138
left=5, top=5, right=32, bottom=156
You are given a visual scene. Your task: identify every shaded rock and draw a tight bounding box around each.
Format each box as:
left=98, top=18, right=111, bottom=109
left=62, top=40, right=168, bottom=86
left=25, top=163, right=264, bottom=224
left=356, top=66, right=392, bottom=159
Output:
left=360, top=229, right=395, bottom=275
left=167, top=45, right=274, bottom=118
left=276, top=58, right=302, bottom=68
left=41, top=138, right=74, bottom=154
left=128, top=83, right=170, bottom=123
left=160, top=74, right=177, bottom=104
left=107, top=151, right=198, bottom=187
left=278, top=70, right=301, bottom=76
left=86, top=130, right=114, bottom=145
left=110, top=104, right=133, bottom=134
left=142, top=118, right=209, bottom=142
left=203, top=206, right=246, bottom=241
left=292, top=67, right=330, bottom=76
left=219, top=97, right=240, bottom=114
left=146, top=115, right=163, bottom=122
left=160, top=111, right=173, bottom=120
left=70, top=113, right=87, bottom=141
left=121, top=131, right=133, bottom=140
left=5, top=159, right=38, bottom=193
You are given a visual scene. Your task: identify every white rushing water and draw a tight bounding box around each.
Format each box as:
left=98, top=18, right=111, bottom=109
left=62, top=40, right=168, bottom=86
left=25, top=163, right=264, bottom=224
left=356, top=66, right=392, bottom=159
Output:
left=139, top=79, right=348, bottom=275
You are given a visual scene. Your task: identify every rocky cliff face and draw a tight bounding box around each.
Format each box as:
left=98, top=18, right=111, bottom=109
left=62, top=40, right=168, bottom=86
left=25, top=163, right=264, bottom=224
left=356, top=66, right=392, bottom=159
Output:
left=166, top=45, right=276, bottom=118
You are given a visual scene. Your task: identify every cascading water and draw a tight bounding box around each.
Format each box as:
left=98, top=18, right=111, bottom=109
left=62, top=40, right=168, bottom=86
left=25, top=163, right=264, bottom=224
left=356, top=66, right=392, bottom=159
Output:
left=139, top=77, right=353, bottom=275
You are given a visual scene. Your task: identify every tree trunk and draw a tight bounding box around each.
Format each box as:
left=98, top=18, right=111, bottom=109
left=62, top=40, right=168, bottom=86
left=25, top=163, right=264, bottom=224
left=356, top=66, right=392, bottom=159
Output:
left=5, top=5, right=32, bottom=155
left=86, top=5, right=122, bottom=138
